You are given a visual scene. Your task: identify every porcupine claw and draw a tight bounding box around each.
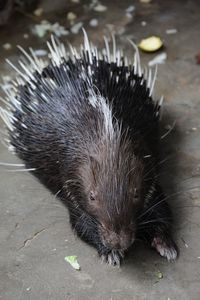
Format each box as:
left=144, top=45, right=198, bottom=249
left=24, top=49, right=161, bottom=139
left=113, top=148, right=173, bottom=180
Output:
left=101, top=250, right=124, bottom=266
left=152, top=236, right=178, bottom=261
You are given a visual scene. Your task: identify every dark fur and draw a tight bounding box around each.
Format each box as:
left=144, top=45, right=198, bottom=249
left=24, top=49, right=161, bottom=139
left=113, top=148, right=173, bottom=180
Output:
left=9, top=50, right=177, bottom=263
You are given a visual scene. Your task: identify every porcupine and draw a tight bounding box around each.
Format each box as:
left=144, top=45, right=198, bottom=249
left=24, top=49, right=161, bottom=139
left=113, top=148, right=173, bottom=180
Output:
left=0, top=31, right=178, bottom=265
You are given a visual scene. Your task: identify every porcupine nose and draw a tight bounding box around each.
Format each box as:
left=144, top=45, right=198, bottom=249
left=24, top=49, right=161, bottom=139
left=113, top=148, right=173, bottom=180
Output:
left=106, top=231, right=134, bottom=250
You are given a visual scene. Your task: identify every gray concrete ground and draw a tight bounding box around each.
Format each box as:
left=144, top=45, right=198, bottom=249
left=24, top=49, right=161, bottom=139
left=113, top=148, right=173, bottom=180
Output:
left=0, top=0, right=200, bottom=299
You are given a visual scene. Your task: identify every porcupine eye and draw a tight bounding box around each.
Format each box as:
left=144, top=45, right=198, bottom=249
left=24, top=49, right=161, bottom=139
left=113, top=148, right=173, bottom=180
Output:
left=90, top=191, right=96, bottom=201
left=134, top=188, right=138, bottom=198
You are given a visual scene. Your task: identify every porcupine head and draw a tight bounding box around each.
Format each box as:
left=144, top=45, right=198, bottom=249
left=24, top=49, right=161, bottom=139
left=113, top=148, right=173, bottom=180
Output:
left=73, top=89, right=148, bottom=253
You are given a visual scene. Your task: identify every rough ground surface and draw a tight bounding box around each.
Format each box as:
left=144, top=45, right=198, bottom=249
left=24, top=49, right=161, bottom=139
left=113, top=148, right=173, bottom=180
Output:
left=0, top=0, right=200, bottom=299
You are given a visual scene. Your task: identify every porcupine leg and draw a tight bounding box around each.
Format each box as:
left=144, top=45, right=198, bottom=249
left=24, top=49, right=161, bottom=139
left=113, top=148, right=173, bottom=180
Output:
left=69, top=207, right=124, bottom=265
left=138, top=184, right=178, bottom=261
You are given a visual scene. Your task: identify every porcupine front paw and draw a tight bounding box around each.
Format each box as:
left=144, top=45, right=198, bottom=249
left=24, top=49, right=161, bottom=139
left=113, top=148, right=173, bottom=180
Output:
left=100, top=249, right=124, bottom=266
left=151, top=235, right=178, bottom=261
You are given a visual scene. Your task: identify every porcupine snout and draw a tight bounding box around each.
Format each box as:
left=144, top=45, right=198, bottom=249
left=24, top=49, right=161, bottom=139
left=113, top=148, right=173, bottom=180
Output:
left=101, top=228, right=135, bottom=251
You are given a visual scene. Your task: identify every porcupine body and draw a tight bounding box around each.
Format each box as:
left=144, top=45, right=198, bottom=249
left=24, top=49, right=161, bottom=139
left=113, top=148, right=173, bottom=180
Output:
left=0, top=32, right=177, bottom=265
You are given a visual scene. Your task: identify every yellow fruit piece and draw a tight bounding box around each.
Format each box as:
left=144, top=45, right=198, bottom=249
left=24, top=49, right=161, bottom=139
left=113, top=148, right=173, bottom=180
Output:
left=138, top=36, right=163, bottom=52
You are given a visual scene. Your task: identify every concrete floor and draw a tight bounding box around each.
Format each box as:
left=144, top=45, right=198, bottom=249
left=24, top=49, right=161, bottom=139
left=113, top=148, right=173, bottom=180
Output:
left=0, top=0, right=200, bottom=299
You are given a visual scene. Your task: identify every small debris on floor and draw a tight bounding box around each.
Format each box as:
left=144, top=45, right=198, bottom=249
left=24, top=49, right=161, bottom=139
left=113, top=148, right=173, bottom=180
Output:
left=166, top=28, right=177, bottom=35
left=156, top=271, right=163, bottom=279
left=33, top=8, right=43, bottom=17
left=65, top=255, right=81, bottom=270
left=141, top=21, right=147, bottom=26
left=33, top=21, right=51, bottom=37
left=2, top=43, right=12, bottom=50
left=70, top=22, right=84, bottom=34
left=148, top=52, right=167, bottom=67
left=125, top=5, right=135, bottom=13
left=125, top=5, right=135, bottom=20
left=139, top=36, right=163, bottom=52
left=155, top=270, right=163, bottom=279
left=126, top=12, right=133, bottom=19
left=33, top=20, right=69, bottom=38
left=154, top=270, right=163, bottom=283
left=71, top=0, right=80, bottom=3
left=67, top=12, right=77, bottom=24
left=26, top=287, right=31, bottom=292
left=93, top=4, right=107, bottom=12
left=89, top=18, right=98, bottom=27
left=23, top=33, right=29, bottom=39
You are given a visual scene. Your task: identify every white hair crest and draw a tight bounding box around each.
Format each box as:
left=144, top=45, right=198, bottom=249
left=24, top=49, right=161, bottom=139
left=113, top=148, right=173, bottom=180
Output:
left=88, top=88, right=114, bottom=140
